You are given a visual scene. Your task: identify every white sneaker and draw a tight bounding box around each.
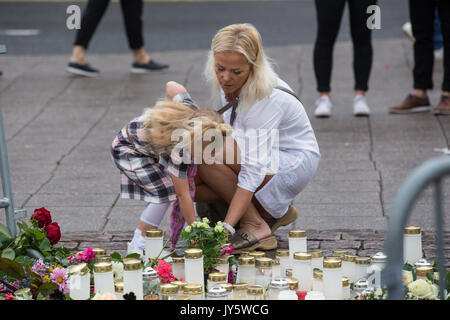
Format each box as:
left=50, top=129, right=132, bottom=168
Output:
left=402, top=22, right=415, bottom=42
left=127, top=242, right=143, bottom=257
left=314, top=96, right=332, bottom=118
left=353, top=95, right=371, bottom=117
left=435, top=48, right=444, bottom=60
left=127, top=229, right=145, bottom=256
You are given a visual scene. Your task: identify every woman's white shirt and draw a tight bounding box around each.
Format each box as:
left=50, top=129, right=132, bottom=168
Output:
left=220, top=78, right=320, bottom=193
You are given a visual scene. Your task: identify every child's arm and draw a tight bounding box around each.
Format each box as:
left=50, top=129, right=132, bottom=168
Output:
left=170, top=173, right=196, bottom=225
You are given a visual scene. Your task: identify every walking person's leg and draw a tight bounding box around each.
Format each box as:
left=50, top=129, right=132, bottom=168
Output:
left=433, top=1, right=450, bottom=115
left=389, top=0, right=435, bottom=113
left=313, top=0, right=346, bottom=118
left=120, top=0, right=169, bottom=73
left=67, top=0, right=110, bottom=77
left=348, top=0, right=376, bottom=116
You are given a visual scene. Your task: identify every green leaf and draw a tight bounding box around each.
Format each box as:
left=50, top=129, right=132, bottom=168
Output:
left=125, top=253, right=141, bottom=260
left=0, top=257, right=25, bottom=280
left=38, top=237, right=51, bottom=252
left=25, top=248, right=45, bottom=260
left=1, top=248, right=15, bottom=260
left=111, top=252, right=123, bottom=262
left=37, top=283, right=59, bottom=297
left=0, top=223, right=12, bottom=243
left=25, top=265, right=43, bottom=286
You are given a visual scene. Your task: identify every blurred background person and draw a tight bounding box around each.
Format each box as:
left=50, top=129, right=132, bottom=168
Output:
left=67, top=0, right=168, bottom=77
left=313, top=0, right=377, bottom=118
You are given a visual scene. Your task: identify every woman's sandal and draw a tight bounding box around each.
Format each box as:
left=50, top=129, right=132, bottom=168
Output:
left=230, top=228, right=278, bottom=254
left=262, top=205, right=299, bottom=233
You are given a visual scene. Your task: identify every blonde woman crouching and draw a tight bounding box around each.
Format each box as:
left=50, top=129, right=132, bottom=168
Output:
left=111, top=98, right=231, bottom=253
left=167, top=23, right=321, bottom=253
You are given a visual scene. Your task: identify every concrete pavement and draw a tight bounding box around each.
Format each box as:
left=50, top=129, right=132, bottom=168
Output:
left=0, top=38, right=449, bottom=265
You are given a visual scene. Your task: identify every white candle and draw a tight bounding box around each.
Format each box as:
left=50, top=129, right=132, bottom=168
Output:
left=232, top=283, right=248, bottom=300
left=288, top=230, right=307, bottom=264
left=403, top=226, right=422, bottom=265
left=184, top=248, right=205, bottom=294
left=171, top=257, right=185, bottom=280
left=312, top=269, right=323, bottom=292
left=354, top=257, right=371, bottom=282
left=305, top=291, right=325, bottom=300
left=114, top=281, right=124, bottom=300
left=206, top=284, right=227, bottom=300
left=145, top=229, right=164, bottom=263
left=342, top=255, right=357, bottom=283
left=278, top=290, right=298, bottom=300
left=371, top=252, right=387, bottom=271
left=69, top=263, right=90, bottom=300
left=207, top=272, right=227, bottom=292
left=342, top=277, right=350, bottom=300
left=159, top=283, right=179, bottom=300
left=255, top=258, right=273, bottom=288
left=292, top=252, right=312, bottom=291
left=237, top=256, right=255, bottom=285
left=216, top=256, right=229, bottom=276
left=93, top=262, right=115, bottom=295
left=323, top=258, right=343, bottom=300
left=272, top=258, right=281, bottom=279
left=247, top=285, right=265, bottom=300
left=276, top=249, right=290, bottom=277
left=183, top=284, right=204, bottom=300
left=311, top=250, right=324, bottom=271
left=123, top=258, right=143, bottom=300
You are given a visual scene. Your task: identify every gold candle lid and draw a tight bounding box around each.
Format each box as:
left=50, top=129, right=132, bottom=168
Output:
left=218, top=256, right=229, bottom=264
left=276, top=249, right=289, bottom=257
left=238, top=250, right=251, bottom=256
left=255, top=257, right=273, bottom=268
left=342, top=277, right=349, bottom=287
left=169, top=295, right=190, bottom=300
left=93, top=248, right=106, bottom=257
left=247, top=285, right=264, bottom=295
left=115, top=281, right=124, bottom=293
left=171, top=280, right=188, bottom=291
left=183, top=284, right=203, bottom=295
left=233, top=283, right=248, bottom=291
left=323, top=258, right=342, bottom=269
left=286, top=278, right=299, bottom=290
left=160, top=284, right=179, bottom=295
left=145, top=229, right=163, bottom=238
left=94, top=261, right=113, bottom=273
left=355, top=257, right=371, bottom=265
left=95, top=255, right=112, bottom=263
left=343, top=254, right=357, bottom=262
left=416, top=266, right=434, bottom=277
left=332, top=249, right=348, bottom=257
left=208, top=272, right=227, bottom=282
left=184, top=248, right=203, bottom=259
left=69, top=263, right=90, bottom=276
left=248, top=251, right=265, bottom=258
left=220, top=282, right=233, bottom=293
left=311, top=250, right=323, bottom=258
left=313, top=269, right=323, bottom=280
left=286, top=268, right=293, bottom=278
left=123, top=258, right=142, bottom=271
left=404, top=226, right=421, bottom=235
left=238, top=256, right=255, bottom=266
left=289, top=230, right=306, bottom=238
left=293, top=252, right=312, bottom=260
left=171, top=257, right=185, bottom=264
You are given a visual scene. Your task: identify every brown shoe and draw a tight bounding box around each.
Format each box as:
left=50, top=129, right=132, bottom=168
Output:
left=389, top=94, right=431, bottom=114
left=433, top=95, right=450, bottom=115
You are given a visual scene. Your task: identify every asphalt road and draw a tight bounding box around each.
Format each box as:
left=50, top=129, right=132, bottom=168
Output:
left=0, top=0, right=409, bottom=55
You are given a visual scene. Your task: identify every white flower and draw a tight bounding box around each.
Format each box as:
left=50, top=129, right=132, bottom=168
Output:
left=184, top=226, right=192, bottom=233
left=402, top=270, right=413, bottom=285
left=407, top=279, right=437, bottom=300
left=214, top=222, right=224, bottom=233
left=202, top=217, right=210, bottom=224
left=112, top=261, right=124, bottom=281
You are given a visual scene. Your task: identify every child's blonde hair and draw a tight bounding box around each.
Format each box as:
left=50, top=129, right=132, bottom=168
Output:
left=142, top=100, right=232, bottom=157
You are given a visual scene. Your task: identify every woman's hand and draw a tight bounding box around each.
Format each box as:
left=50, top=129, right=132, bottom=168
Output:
left=166, top=81, right=188, bottom=100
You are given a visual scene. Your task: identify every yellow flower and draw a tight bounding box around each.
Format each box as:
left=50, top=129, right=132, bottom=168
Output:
left=402, top=270, right=413, bottom=285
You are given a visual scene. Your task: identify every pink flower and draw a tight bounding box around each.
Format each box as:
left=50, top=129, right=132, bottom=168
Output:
left=76, top=247, right=95, bottom=262
left=221, top=243, right=234, bottom=256
left=50, top=267, right=68, bottom=293
left=5, top=293, right=15, bottom=300
left=31, top=259, right=48, bottom=277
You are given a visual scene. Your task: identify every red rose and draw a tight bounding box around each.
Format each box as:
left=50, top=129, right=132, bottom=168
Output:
left=296, top=291, right=307, bottom=300
left=30, top=207, right=52, bottom=228
left=44, top=222, right=61, bottom=245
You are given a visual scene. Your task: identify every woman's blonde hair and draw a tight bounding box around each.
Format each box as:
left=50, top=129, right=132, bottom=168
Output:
left=142, top=100, right=232, bottom=157
left=204, top=23, right=278, bottom=117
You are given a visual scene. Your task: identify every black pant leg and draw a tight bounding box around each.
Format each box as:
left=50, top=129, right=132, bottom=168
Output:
left=73, top=0, right=110, bottom=49
left=313, top=0, right=347, bottom=93
left=437, top=1, right=450, bottom=92
left=348, top=0, right=377, bottom=92
left=120, top=0, right=144, bottom=50
left=410, top=0, right=436, bottom=90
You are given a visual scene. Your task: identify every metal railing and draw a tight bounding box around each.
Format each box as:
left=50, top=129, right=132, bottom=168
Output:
left=382, top=155, right=450, bottom=300
left=0, top=44, right=26, bottom=237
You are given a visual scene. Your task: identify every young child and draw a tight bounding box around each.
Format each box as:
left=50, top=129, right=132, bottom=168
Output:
left=110, top=98, right=231, bottom=253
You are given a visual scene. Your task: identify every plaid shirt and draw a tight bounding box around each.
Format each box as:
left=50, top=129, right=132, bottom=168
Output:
left=110, top=115, right=188, bottom=203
